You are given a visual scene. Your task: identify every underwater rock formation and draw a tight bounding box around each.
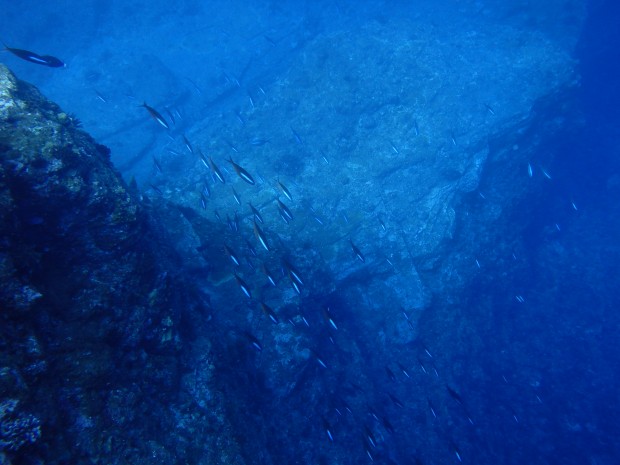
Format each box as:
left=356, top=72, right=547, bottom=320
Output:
left=0, top=64, right=239, bottom=465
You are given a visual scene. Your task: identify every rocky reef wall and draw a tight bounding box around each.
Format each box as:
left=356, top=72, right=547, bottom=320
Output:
left=0, top=64, right=239, bottom=465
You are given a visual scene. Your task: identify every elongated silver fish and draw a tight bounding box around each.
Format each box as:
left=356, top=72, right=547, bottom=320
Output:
left=228, top=157, right=255, bottom=185
left=253, top=220, right=270, bottom=251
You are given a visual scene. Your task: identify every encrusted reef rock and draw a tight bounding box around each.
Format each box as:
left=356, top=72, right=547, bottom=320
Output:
left=0, top=64, right=238, bottom=465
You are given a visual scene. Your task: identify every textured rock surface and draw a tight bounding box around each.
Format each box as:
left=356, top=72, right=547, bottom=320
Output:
left=0, top=64, right=238, bottom=464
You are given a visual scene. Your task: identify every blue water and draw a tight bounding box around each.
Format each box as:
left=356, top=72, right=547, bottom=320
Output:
left=2, top=1, right=620, bottom=464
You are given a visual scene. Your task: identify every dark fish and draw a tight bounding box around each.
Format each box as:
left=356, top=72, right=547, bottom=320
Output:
left=446, top=385, right=464, bottom=405
left=291, top=126, right=303, bottom=145
left=232, top=187, right=241, bottom=206
left=427, top=398, right=437, bottom=419
left=261, top=263, right=277, bottom=287
left=260, top=302, right=279, bottom=325
left=277, top=179, right=293, bottom=201
left=310, top=349, right=327, bottom=368
left=253, top=220, right=270, bottom=252
left=224, top=245, right=240, bottom=267
left=277, top=198, right=293, bottom=222
left=152, top=156, right=163, bottom=174
left=208, top=157, right=226, bottom=184
left=364, top=425, right=377, bottom=448
left=350, top=240, right=365, bottom=263
left=4, top=44, right=65, bottom=67
left=243, top=331, right=262, bottom=352
left=282, top=259, right=304, bottom=287
left=183, top=134, right=194, bottom=153
left=388, top=393, right=404, bottom=409
left=249, top=137, right=270, bottom=146
left=198, top=151, right=210, bottom=169
left=322, top=418, right=334, bottom=442
left=249, top=202, right=264, bottom=224
left=233, top=273, right=251, bottom=299
left=385, top=367, right=396, bottom=382
left=397, top=362, right=410, bottom=379
left=363, top=438, right=374, bottom=462
left=228, top=157, right=255, bottom=185
left=381, top=416, right=395, bottom=435
left=322, top=307, right=338, bottom=330
left=245, top=238, right=257, bottom=257
left=165, top=108, right=176, bottom=126
left=141, top=102, right=169, bottom=129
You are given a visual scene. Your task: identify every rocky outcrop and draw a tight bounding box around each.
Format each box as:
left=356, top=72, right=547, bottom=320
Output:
left=0, top=64, right=238, bottom=465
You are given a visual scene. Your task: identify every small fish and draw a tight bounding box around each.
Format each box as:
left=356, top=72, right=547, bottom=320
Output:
left=291, top=126, right=303, bottom=145
left=282, top=260, right=304, bottom=287
left=277, top=198, right=294, bottom=222
left=364, top=425, right=377, bottom=448
left=200, top=192, right=207, bottom=210
left=323, top=418, right=334, bottom=442
left=484, top=103, right=495, bottom=115
left=245, top=238, right=257, bottom=257
left=541, top=167, right=552, bottom=179
left=277, top=179, right=293, bottom=201
left=165, top=108, right=176, bottom=126
left=243, top=331, right=262, bottom=351
left=94, top=90, right=107, bottom=103
left=249, top=137, right=270, bottom=146
left=249, top=202, right=264, bottom=224
left=141, top=102, right=169, bottom=129
left=350, top=240, right=365, bottom=263
left=427, top=398, right=437, bottom=419
left=382, top=416, right=395, bottom=435
left=378, top=218, right=387, bottom=232
left=234, top=273, right=251, bottom=299
left=208, top=157, right=226, bottom=184
left=571, top=200, right=578, bottom=211
left=397, top=362, right=410, bottom=379
left=450, top=132, right=457, bottom=146
left=311, top=350, right=327, bottom=368
left=197, top=151, right=209, bottom=169
left=290, top=278, right=302, bottom=295
left=253, top=220, right=271, bottom=252
left=418, top=358, right=428, bottom=374
left=149, top=184, right=163, bottom=195
left=3, top=44, right=65, bottom=67
left=527, top=162, right=533, bottom=177
left=451, top=441, right=463, bottom=463
left=228, top=157, right=255, bottom=185
left=261, top=263, right=277, bottom=287
left=446, top=385, right=464, bottom=405
left=322, top=307, right=338, bottom=330
left=363, top=439, right=375, bottom=462
left=224, top=245, right=240, bottom=267
left=260, top=302, right=279, bottom=325
left=183, top=134, right=194, bottom=154
left=234, top=110, right=245, bottom=126
left=413, top=120, right=420, bottom=136
left=388, top=393, right=404, bottom=408
left=386, top=367, right=396, bottom=382
left=202, top=183, right=211, bottom=198
left=152, top=157, right=163, bottom=174
left=232, top=187, right=241, bottom=206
